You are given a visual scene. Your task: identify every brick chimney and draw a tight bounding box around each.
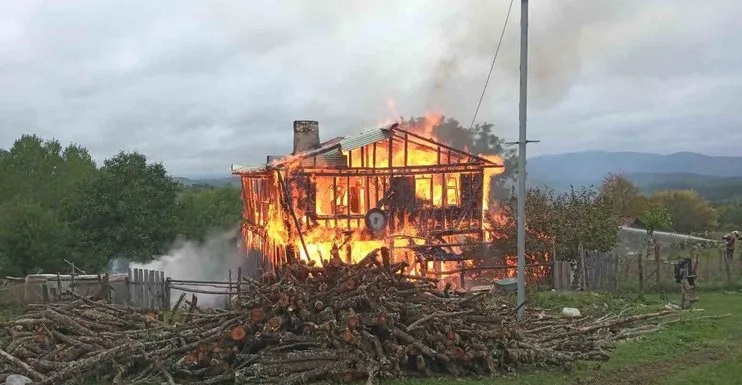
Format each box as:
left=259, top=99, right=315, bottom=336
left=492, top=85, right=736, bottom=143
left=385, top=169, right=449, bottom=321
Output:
left=293, top=120, right=320, bottom=154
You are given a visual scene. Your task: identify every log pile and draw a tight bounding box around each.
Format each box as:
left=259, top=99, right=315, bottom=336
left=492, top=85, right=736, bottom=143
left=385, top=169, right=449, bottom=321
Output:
left=0, top=248, right=678, bottom=384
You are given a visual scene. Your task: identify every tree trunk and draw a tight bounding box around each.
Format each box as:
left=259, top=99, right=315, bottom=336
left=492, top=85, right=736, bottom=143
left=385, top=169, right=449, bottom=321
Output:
left=723, top=249, right=732, bottom=285
left=578, top=241, right=587, bottom=291
left=654, top=239, right=661, bottom=289
left=612, top=252, right=619, bottom=295
left=638, top=243, right=647, bottom=299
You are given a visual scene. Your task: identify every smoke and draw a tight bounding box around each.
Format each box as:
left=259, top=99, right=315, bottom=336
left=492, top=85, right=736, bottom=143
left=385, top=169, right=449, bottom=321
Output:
left=129, top=227, right=245, bottom=308
left=427, top=0, right=638, bottom=109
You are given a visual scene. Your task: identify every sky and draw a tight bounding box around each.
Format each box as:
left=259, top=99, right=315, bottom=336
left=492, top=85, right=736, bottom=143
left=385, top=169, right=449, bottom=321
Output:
left=0, top=0, right=740, bottom=177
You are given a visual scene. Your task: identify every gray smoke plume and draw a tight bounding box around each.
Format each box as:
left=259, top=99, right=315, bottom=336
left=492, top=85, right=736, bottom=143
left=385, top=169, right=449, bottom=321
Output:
left=427, top=0, right=638, bottom=110
left=129, top=227, right=245, bottom=308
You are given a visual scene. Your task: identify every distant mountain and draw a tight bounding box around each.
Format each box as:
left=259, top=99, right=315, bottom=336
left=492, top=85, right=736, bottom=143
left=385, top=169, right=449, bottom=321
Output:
left=527, top=151, right=742, bottom=201
left=629, top=172, right=742, bottom=202
left=174, top=176, right=238, bottom=187
left=528, top=151, right=742, bottom=183
left=174, top=151, right=742, bottom=202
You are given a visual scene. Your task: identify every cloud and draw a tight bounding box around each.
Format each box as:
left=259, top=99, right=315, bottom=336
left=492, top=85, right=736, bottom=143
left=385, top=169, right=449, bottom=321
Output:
left=0, top=0, right=740, bottom=176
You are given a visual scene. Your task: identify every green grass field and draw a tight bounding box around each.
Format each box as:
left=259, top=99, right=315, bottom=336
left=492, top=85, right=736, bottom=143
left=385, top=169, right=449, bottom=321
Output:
left=392, top=289, right=742, bottom=385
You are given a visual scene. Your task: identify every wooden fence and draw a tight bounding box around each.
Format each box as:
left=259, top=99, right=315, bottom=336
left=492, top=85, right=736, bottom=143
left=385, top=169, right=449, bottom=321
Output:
left=552, top=246, right=737, bottom=294
left=166, top=268, right=244, bottom=308
left=127, top=269, right=168, bottom=310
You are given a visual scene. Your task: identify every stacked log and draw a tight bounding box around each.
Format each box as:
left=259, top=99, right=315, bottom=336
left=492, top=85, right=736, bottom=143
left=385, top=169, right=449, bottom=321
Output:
left=0, top=249, right=677, bottom=384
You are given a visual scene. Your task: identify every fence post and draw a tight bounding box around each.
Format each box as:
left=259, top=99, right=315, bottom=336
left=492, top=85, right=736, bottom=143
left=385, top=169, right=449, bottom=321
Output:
left=654, top=239, right=660, bottom=289
left=159, top=271, right=165, bottom=309
left=165, top=277, right=171, bottom=309
left=152, top=271, right=160, bottom=310
left=103, top=273, right=110, bottom=303
left=136, top=269, right=143, bottom=307
left=237, top=267, right=242, bottom=299
left=126, top=269, right=132, bottom=305
left=722, top=249, right=732, bottom=285
left=149, top=270, right=156, bottom=309
left=612, top=253, right=619, bottom=294
left=638, top=243, right=646, bottom=298
left=141, top=269, right=148, bottom=308
left=578, top=242, right=587, bottom=291
left=56, top=273, right=62, bottom=301
left=228, top=269, right=233, bottom=308
left=70, top=264, right=76, bottom=295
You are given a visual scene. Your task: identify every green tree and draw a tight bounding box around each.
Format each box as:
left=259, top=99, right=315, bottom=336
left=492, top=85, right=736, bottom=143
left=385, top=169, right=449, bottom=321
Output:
left=488, top=187, right=557, bottom=261
left=650, top=190, right=718, bottom=233
left=63, top=152, right=181, bottom=263
left=637, top=204, right=672, bottom=297
left=716, top=200, right=742, bottom=230
left=553, top=186, right=619, bottom=259
left=598, top=172, right=649, bottom=218
left=0, top=200, right=72, bottom=276
left=176, top=185, right=243, bottom=241
left=0, top=135, right=96, bottom=211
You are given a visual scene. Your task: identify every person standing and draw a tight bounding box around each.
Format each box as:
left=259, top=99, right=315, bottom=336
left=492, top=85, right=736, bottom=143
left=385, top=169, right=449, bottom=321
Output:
left=722, top=230, right=741, bottom=260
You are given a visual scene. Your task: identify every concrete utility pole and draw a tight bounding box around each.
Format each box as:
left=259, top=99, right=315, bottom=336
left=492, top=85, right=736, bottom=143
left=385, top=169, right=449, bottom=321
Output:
left=516, top=0, right=529, bottom=321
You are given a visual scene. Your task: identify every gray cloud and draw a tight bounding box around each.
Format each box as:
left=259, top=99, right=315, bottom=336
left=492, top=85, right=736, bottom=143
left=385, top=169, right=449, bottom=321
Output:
left=0, top=0, right=740, bottom=177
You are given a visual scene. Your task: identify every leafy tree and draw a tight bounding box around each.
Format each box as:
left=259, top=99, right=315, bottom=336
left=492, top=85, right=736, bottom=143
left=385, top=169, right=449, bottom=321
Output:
left=488, top=187, right=557, bottom=261
left=0, top=199, right=72, bottom=276
left=716, top=200, right=742, bottom=230
left=0, top=135, right=96, bottom=211
left=598, top=172, right=649, bottom=218
left=637, top=204, right=672, bottom=297
left=650, top=190, right=717, bottom=233
left=63, top=152, right=181, bottom=263
left=552, top=186, right=619, bottom=259
left=641, top=204, right=672, bottom=239
left=176, top=186, right=243, bottom=241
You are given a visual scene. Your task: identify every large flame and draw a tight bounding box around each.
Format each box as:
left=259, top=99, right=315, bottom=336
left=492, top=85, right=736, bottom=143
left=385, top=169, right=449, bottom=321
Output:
left=242, top=104, right=556, bottom=288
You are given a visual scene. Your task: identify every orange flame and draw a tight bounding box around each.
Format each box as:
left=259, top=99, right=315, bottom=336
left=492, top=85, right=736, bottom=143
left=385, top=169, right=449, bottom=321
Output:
left=247, top=103, right=519, bottom=287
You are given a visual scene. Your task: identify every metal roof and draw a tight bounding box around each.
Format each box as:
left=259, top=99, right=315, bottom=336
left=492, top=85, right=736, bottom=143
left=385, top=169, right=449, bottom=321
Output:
left=263, top=125, right=394, bottom=169
left=231, top=164, right=269, bottom=173
left=230, top=122, right=505, bottom=173
left=338, top=126, right=392, bottom=152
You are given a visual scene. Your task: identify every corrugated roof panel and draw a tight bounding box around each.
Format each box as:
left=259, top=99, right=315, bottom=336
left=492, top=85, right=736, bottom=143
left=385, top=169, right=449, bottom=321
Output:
left=312, top=150, right=348, bottom=168
left=231, top=164, right=269, bottom=173
left=338, top=127, right=392, bottom=152
left=241, top=124, right=395, bottom=170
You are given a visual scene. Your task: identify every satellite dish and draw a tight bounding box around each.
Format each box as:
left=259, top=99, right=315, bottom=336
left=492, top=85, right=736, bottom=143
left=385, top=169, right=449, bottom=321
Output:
left=365, top=208, right=387, bottom=232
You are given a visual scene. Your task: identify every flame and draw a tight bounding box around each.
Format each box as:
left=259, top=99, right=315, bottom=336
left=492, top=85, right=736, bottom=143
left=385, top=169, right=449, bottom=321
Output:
left=499, top=254, right=550, bottom=282
left=241, top=103, right=522, bottom=288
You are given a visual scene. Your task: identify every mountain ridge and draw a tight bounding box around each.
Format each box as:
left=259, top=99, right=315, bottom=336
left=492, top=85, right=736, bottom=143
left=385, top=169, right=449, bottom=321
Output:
left=175, top=151, right=742, bottom=202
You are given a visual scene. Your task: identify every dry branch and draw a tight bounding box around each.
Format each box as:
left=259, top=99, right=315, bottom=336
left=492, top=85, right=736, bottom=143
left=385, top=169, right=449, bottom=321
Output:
left=0, top=262, right=701, bottom=384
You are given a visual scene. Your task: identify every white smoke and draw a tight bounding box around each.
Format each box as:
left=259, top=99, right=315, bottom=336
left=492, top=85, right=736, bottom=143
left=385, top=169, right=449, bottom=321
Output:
left=129, top=227, right=245, bottom=308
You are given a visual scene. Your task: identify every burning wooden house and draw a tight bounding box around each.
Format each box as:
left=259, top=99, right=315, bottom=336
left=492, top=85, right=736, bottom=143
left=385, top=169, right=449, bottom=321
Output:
left=232, top=118, right=504, bottom=287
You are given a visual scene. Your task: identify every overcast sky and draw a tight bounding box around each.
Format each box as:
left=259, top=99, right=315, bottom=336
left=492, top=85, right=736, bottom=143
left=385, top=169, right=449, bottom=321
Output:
left=1, top=0, right=740, bottom=177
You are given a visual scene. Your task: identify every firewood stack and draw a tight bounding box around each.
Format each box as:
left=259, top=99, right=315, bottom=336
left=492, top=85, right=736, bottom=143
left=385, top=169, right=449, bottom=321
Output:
left=0, top=248, right=676, bottom=384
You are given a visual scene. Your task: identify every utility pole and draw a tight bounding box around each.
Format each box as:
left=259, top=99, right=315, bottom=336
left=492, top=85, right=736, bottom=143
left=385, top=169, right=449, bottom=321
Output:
left=516, top=0, right=529, bottom=321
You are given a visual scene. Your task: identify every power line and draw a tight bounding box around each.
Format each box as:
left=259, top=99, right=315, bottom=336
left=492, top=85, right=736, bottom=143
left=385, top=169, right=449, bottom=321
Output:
left=468, top=0, right=515, bottom=131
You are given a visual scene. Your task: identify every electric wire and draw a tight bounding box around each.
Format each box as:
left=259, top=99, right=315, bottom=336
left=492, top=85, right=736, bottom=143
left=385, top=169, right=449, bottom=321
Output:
left=468, top=0, right=515, bottom=130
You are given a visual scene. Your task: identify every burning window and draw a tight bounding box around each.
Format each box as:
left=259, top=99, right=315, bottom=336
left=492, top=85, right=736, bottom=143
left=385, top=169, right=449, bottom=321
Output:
left=415, top=176, right=432, bottom=206
left=414, top=174, right=459, bottom=207
left=314, top=176, right=366, bottom=216
left=446, top=175, right=459, bottom=206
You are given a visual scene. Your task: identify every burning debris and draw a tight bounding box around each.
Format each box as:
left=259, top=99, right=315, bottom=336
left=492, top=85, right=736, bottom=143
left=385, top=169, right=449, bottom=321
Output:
left=0, top=252, right=676, bottom=384
left=232, top=116, right=533, bottom=288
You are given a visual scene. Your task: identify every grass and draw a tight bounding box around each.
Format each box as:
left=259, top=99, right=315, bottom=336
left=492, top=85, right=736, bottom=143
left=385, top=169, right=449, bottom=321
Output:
left=393, top=289, right=742, bottom=385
